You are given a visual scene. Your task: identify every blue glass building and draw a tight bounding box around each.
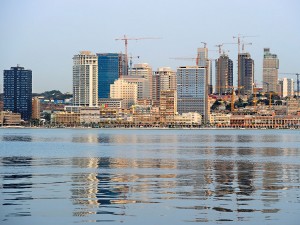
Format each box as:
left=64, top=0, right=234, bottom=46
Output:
left=3, top=66, right=32, bottom=121
left=97, top=53, right=127, bottom=98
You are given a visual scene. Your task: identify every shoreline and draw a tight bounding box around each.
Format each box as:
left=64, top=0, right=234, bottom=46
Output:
left=0, top=126, right=298, bottom=130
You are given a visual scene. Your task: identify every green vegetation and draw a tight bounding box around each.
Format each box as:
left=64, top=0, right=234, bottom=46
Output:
left=33, top=90, right=72, bottom=100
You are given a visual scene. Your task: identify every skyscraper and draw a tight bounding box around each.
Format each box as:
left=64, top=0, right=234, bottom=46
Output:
left=73, top=51, right=98, bottom=106
left=278, top=78, right=294, bottom=97
left=176, top=66, right=208, bottom=121
left=97, top=53, right=127, bottom=99
left=152, top=67, right=177, bottom=105
left=3, top=66, right=32, bottom=121
left=238, top=53, right=254, bottom=96
left=263, top=48, right=279, bottom=93
left=160, top=89, right=177, bottom=123
left=129, top=63, right=153, bottom=98
left=122, top=76, right=150, bottom=99
left=32, top=97, right=40, bottom=120
left=110, top=79, right=137, bottom=109
left=197, top=47, right=212, bottom=94
left=215, top=54, right=233, bottom=94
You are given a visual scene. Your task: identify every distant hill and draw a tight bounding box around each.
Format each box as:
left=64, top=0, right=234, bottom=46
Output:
left=33, top=90, right=73, bottom=100
left=0, top=90, right=72, bottom=101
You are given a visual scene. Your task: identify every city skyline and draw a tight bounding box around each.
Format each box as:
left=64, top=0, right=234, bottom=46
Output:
left=0, top=0, right=299, bottom=93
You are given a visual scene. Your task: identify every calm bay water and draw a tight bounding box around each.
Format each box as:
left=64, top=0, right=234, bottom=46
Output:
left=0, top=128, right=299, bottom=225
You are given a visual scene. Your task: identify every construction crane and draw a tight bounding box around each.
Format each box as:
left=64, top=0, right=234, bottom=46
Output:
left=252, top=83, right=263, bottom=109
left=170, top=57, right=216, bottom=67
left=214, top=86, right=244, bottom=111
left=201, top=42, right=207, bottom=48
left=170, top=57, right=198, bottom=62
left=263, top=82, right=274, bottom=107
left=115, top=35, right=160, bottom=59
left=233, top=34, right=257, bottom=53
left=128, top=54, right=140, bottom=74
left=279, top=72, right=300, bottom=98
left=242, top=42, right=252, bottom=52
left=215, top=43, right=236, bottom=55
left=215, top=44, right=223, bottom=55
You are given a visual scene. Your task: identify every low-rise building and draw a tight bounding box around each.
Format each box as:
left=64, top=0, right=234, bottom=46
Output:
left=209, top=113, right=231, bottom=126
left=132, top=105, right=152, bottom=125
left=80, top=107, right=100, bottom=124
left=286, top=98, right=300, bottom=115
left=174, top=112, right=202, bottom=125
left=230, top=114, right=300, bottom=128
left=98, top=98, right=123, bottom=109
left=0, top=111, right=22, bottom=126
left=51, top=112, right=80, bottom=126
left=100, top=108, right=118, bottom=122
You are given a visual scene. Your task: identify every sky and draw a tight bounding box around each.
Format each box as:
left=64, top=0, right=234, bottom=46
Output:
left=0, top=0, right=300, bottom=93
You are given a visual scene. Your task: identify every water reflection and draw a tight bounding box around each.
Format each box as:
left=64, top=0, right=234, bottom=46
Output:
left=0, top=130, right=299, bottom=224
left=2, top=135, right=32, bottom=142
left=1, top=157, right=33, bottom=217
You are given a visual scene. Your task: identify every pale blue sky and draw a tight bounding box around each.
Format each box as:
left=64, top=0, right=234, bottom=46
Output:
left=1, top=0, right=299, bottom=93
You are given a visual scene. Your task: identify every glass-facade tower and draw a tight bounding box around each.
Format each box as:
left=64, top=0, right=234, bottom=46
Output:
left=97, top=53, right=127, bottom=99
left=176, top=66, right=207, bottom=121
left=3, top=66, right=32, bottom=121
left=238, top=53, right=254, bottom=96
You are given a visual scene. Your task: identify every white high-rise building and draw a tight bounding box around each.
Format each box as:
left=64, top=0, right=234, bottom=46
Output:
left=110, top=79, right=137, bottom=109
left=197, top=47, right=212, bottom=94
left=278, top=78, right=294, bottom=97
left=73, top=51, right=98, bottom=106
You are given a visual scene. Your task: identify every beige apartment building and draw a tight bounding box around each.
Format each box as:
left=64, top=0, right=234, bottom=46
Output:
left=160, top=89, right=177, bottom=123
left=129, top=63, right=153, bottom=98
left=263, top=48, right=279, bottom=93
left=152, top=67, right=177, bottom=105
left=0, top=111, right=22, bottom=126
left=32, top=97, right=41, bottom=120
left=110, top=79, right=138, bottom=109
left=52, top=112, right=80, bottom=126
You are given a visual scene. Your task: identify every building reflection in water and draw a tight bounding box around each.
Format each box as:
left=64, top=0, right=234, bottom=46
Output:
left=68, top=132, right=298, bottom=222
left=2, top=135, right=32, bottom=142
left=1, top=157, right=33, bottom=217
left=215, top=162, right=233, bottom=187
left=70, top=131, right=179, bottom=218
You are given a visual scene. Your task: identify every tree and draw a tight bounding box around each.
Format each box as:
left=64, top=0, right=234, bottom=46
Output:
left=211, top=99, right=222, bottom=111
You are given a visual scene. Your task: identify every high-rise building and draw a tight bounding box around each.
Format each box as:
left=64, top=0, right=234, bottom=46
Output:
left=152, top=67, right=177, bottom=105
left=73, top=51, right=98, bottom=106
left=129, top=63, right=153, bottom=98
left=238, top=53, right=254, bottom=96
left=278, top=78, right=294, bottom=97
left=263, top=48, right=279, bottom=93
left=123, top=76, right=150, bottom=99
left=197, top=47, right=213, bottom=94
left=160, top=89, right=177, bottom=123
left=215, top=54, right=233, bottom=94
left=3, top=66, right=32, bottom=121
left=32, top=97, right=40, bottom=120
left=110, top=79, right=137, bottom=109
left=97, top=53, right=127, bottom=99
left=176, top=66, right=208, bottom=121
